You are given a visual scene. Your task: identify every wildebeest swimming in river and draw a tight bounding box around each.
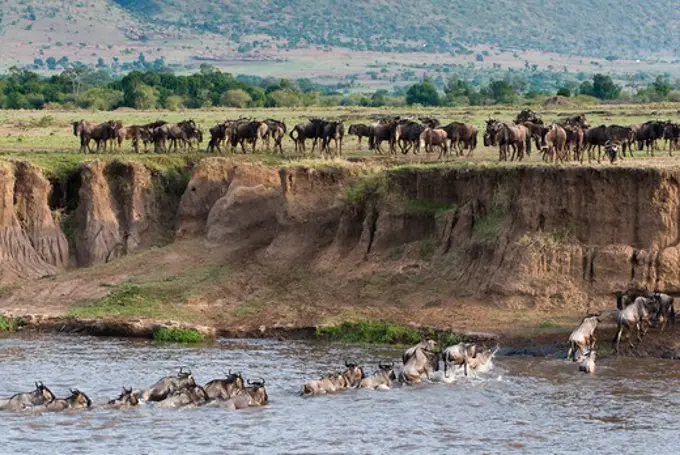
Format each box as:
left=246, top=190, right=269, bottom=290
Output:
left=0, top=382, right=55, bottom=411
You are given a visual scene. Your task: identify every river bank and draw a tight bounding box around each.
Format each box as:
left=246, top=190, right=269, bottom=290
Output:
left=2, top=155, right=680, bottom=357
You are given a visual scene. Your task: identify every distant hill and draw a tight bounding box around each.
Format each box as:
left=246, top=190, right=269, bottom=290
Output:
left=0, top=0, right=678, bottom=73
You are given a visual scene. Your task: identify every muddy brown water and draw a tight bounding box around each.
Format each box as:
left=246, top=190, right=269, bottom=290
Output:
left=0, top=335, right=678, bottom=454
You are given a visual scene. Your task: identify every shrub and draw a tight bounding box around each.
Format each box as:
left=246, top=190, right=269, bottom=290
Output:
left=153, top=327, right=204, bottom=343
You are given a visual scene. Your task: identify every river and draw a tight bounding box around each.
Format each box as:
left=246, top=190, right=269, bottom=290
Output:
left=0, top=334, right=678, bottom=454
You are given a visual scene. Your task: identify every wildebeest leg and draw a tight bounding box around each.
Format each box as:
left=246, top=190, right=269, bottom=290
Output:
left=612, top=324, right=623, bottom=353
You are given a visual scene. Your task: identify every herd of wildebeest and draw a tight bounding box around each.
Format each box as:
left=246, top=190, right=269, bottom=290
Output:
left=70, top=109, right=680, bottom=163
left=0, top=288, right=674, bottom=413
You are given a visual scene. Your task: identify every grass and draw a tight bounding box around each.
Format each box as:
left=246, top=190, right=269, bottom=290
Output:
left=471, top=184, right=511, bottom=245
left=152, top=327, right=204, bottom=343
left=538, top=320, right=559, bottom=329
left=0, top=315, right=19, bottom=332
left=68, top=282, right=200, bottom=321
left=315, top=320, right=463, bottom=346
left=0, top=286, right=14, bottom=299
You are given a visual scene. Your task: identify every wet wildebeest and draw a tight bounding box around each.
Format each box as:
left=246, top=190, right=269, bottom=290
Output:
left=264, top=119, right=287, bottom=154
left=137, top=367, right=196, bottom=401
left=104, top=387, right=139, bottom=409
left=485, top=120, right=531, bottom=161
left=39, top=389, right=92, bottom=412
left=514, top=109, right=543, bottom=125
left=653, top=292, right=676, bottom=331
left=607, top=125, right=635, bottom=159
left=567, top=315, right=599, bottom=361
left=359, top=362, right=396, bottom=390
left=204, top=371, right=245, bottom=400
left=395, top=120, right=425, bottom=154
left=420, top=127, right=448, bottom=158
left=442, top=343, right=477, bottom=377
left=543, top=124, right=567, bottom=162
left=577, top=349, right=596, bottom=374
left=223, top=379, right=268, bottom=409
left=400, top=339, right=439, bottom=384
left=0, top=382, right=55, bottom=411
left=158, top=384, right=209, bottom=408
left=348, top=123, right=372, bottom=149
left=369, top=120, right=397, bottom=154
left=441, top=122, right=478, bottom=156
left=612, top=294, right=661, bottom=353
left=663, top=122, right=680, bottom=156
left=302, top=362, right=365, bottom=395
left=583, top=125, right=609, bottom=163
left=289, top=119, right=327, bottom=154
left=321, top=121, right=344, bottom=156
left=635, top=120, right=665, bottom=155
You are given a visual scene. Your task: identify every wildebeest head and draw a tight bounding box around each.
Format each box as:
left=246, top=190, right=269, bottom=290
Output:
left=343, top=361, right=366, bottom=383
left=484, top=119, right=499, bottom=146
left=178, top=367, right=196, bottom=386
left=72, top=121, right=81, bottom=136
left=246, top=379, right=268, bottom=405
left=378, top=361, right=397, bottom=380
left=68, top=389, right=92, bottom=409
left=108, top=387, right=139, bottom=406
left=34, top=381, right=56, bottom=404
left=225, top=370, right=245, bottom=389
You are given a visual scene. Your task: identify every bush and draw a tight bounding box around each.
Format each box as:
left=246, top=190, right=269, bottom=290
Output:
left=0, top=315, right=18, bottom=332
left=315, top=320, right=463, bottom=346
left=221, top=89, right=252, bottom=108
left=152, top=327, right=204, bottom=343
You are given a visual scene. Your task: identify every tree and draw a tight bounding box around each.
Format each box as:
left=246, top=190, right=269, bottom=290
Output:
left=221, top=89, right=252, bottom=108
left=591, top=74, right=621, bottom=100
left=406, top=80, right=440, bottom=106
left=557, top=87, right=571, bottom=97
left=488, top=80, right=518, bottom=104
left=653, top=75, right=672, bottom=98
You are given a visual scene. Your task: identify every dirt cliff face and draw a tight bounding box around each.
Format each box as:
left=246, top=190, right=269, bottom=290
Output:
left=5, top=159, right=680, bottom=317
left=0, top=162, right=62, bottom=283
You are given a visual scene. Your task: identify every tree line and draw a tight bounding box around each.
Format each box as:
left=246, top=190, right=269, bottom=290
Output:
left=0, top=67, right=678, bottom=111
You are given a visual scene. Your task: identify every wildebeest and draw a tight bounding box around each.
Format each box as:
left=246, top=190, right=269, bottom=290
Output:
left=607, top=125, right=635, bottom=159
left=583, top=125, right=609, bottom=163
left=557, top=114, right=589, bottom=129
left=289, top=119, right=327, bottom=154
left=663, top=122, right=680, bottom=156
left=543, top=124, right=567, bottom=162
left=158, top=384, right=209, bottom=408
left=442, top=343, right=477, bottom=377
left=264, top=119, right=287, bottom=154
left=359, top=362, right=396, bottom=390
left=514, top=109, right=543, bottom=125
left=567, top=315, right=599, bottom=361
left=104, top=387, right=139, bottom=409
left=137, top=367, right=196, bottom=401
left=348, top=123, right=372, bottom=149
left=577, top=349, right=596, bottom=374
left=441, top=122, right=478, bottom=157
left=395, top=120, right=425, bottom=154
left=612, top=295, right=661, bottom=353
left=0, top=382, right=55, bottom=411
left=153, top=120, right=200, bottom=153
left=204, top=371, right=245, bottom=401
left=485, top=120, right=531, bottom=161
left=39, top=389, right=92, bottom=412
left=653, top=292, right=675, bottom=331
left=564, top=125, right=585, bottom=162
left=635, top=120, right=665, bottom=155
left=521, top=121, right=549, bottom=151
left=321, top=121, right=344, bottom=156
left=223, top=379, right=268, bottom=409
left=207, top=122, right=229, bottom=153
left=302, top=362, right=365, bottom=395
left=116, top=125, right=153, bottom=153
left=400, top=339, right=439, bottom=384
left=420, top=127, right=448, bottom=158
left=369, top=120, right=397, bottom=154
left=72, top=120, right=97, bottom=153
